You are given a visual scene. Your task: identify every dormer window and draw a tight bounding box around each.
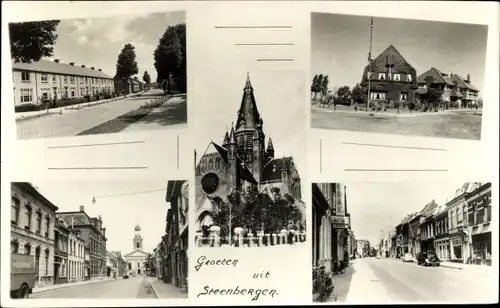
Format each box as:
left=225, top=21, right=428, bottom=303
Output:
left=367, top=72, right=372, bottom=79
left=378, top=73, right=386, bottom=80
left=393, top=74, right=401, bottom=81
left=407, top=74, right=412, bottom=82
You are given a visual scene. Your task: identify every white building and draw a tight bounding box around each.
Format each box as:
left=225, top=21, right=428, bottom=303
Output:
left=68, top=229, right=85, bottom=282
left=124, top=225, right=149, bottom=276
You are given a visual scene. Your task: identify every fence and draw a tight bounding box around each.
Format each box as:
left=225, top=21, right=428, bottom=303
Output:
left=195, top=226, right=306, bottom=248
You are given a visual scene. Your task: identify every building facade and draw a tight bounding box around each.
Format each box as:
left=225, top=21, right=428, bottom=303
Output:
left=434, top=205, right=450, bottom=261
left=68, top=229, right=85, bottom=282
left=12, top=59, right=114, bottom=106
left=446, top=183, right=482, bottom=263
left=11, top=182, right=58, bottom=287
left=54, top=218, right=69, bottom=284
left=57, top=206, right=108, bottom=279
left=466, top=183, right=492, bottom=265
left=124, top=225, right=149, bottom=276
left=195, top=74, right=304, bottom=234
left=166, top=180, right=189, bottom=291
left=361, top=45, right=418, bottom=106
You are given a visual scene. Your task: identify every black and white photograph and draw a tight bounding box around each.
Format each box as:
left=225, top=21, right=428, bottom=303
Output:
left=311, top=13, right=488, bottom=141
left=10, top=180, right=188, bottom=299
left=9, top=11, right=187, bottom=140
left=312, top=182, right=494, bottom=304
left=193, top=71, right=307, bottom=248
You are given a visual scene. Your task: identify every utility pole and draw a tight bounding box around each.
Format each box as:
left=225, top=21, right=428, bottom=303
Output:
left=367, top=17, right=374, bottom=112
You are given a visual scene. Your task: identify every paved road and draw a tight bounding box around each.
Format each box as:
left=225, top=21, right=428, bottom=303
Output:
left=31, top=277, right=156, bottom=299
left=346, top=258, right=496, bottom=304
left=311, top=108, right=482, bottom=140
left=16, top=89, right=186, bottom=140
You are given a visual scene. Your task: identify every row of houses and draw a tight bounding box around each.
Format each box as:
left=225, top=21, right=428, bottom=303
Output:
left=11, top=58, right=145, bottom=106
left=356, top=239, right=371, bottom=258
left=361, top=45, right=481, bottom=108
left=381, top=182, right=491, bottom=266
left=149, top=180, right=189, bottom=293
left=11, top=182, right=109, bottom=287
left=312, top=183, right=356, bottom=272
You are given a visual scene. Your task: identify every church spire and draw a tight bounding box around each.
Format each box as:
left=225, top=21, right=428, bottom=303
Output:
left=235, top=72, right=262, bottom=132
left=266, top=137, right=275, bottom=161
left=222, top=131, right=230, bottom=147
left=229, top=123, right=236, bottom=145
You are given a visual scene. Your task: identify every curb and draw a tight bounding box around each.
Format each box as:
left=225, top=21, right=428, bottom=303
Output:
left=16, top=112, right=57, bottom=123
left=146, top=278, right=160, bottom=298
left=440, top=264, right=463, bottom=270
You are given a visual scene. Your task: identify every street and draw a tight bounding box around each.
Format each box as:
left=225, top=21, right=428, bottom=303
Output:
left=311, top=107, right=482, bottom=140
left=31, top=276, right=157, bottom=299
left=337, top=258, right=496, bottom=304
left=16, top=89, right=187, bottom=140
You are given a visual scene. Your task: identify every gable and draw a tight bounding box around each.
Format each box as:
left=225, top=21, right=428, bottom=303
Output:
left=58, top=213, right=90, bottom=226
left=124, top=249, right=149, bottom=258
left=365, top=45, right=415, bottom=75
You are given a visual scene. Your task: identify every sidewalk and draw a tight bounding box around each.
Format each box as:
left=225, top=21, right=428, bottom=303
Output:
left=15, top=92, right=145, bottom=121
left=440, top=261, right=493, bottom=273
left=146, top=277, right=188, bottom=299
left=344, top=259, right=391, bottom=304
left=32, top=277, right=115, bottom=294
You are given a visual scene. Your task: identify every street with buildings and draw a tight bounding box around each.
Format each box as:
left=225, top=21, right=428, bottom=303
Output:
left=10, top=181, right=188, bottom=299
left=312, top=182, right=495, bottom=304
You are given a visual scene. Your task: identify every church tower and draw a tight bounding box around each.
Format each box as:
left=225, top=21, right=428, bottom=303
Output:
left=235, top=73, right=264, bottom=170
left=133, top=225, right=143, bottom=250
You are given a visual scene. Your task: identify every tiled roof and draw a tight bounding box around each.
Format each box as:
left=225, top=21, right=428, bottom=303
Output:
left=363, top=45, right=416, bottom=78
left=419, top=200, right=439, bottom=218
left=417, top=67, right=455, bottom=86
left=451, top=74, right=479, bottom=92
left=12, top=59, right=113, bottom=79
left=450, top=88, right=463, bottom=98
left=57, top=212, right=91, bottom=226
left=262, top=157, right=294, bottom=182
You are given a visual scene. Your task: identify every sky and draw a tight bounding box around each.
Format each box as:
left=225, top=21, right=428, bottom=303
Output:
left=193, top=70, right=307, bottom=193
left=34, top=181, right=172, bottom=254
left=48, top=11, right=186, bottom=82
left=345, top=180, right=468, bottom=247
left=311, top=13, right=488, bottom=95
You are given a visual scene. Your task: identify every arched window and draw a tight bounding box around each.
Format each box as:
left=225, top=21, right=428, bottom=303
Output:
left=136, top=242, right=140, bottom=248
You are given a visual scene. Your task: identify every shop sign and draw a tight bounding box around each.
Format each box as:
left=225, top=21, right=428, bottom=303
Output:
left=331, top=215, right=349, bottom=228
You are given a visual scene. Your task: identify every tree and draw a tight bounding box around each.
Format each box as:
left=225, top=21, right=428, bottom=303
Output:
left=116, top=43, right=139, bottom=80
left=336, top=86, right=352, bottom=105
left=320, top=75, right=329, bottom=100
left=312, top=74, right=324, bottom=101
left=311, top=75, right=319, bottom=99
left=154, top=23, right=186, bottom=94
left=9, top=20, right=60, bottom=63
left=351, top=83, right=365, bottom=104
left=143, top=71, right=151, bottom=85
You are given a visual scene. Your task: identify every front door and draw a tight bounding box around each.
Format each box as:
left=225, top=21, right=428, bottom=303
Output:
left=54, top=263, right=60, bottom=284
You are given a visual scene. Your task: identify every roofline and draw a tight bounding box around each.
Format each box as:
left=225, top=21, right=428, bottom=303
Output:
left=466, top=182, right=492, bottom=199
left=12, top=67, right=114, bottom=79
left=13, top=182, right=59, bottom=212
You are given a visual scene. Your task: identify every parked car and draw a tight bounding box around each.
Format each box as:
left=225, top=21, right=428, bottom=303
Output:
left=123, top=274, right=129, bottom=279
left=402, top=253, right=414, bottom=262
left=417, top=252, right=440, bottom=266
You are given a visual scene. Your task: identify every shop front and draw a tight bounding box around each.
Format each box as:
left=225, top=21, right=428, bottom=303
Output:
left=449, top=230, right=469, bottom=264
left=471, top=230, right=492, bottom=266
left=434, top=237, right=450, bottom=261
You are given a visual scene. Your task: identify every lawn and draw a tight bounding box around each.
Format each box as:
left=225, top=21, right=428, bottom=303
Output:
left=311, top=109, right=482, bottom=140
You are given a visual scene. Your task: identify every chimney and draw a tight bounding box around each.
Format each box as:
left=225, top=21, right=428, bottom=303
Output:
left=98, top=69, right=102, bottom=72
left=79, top=205, right=84, bottom=212
left=54, top=59, right=60, bottom=63
left=69, top=62, right=75, bottom=66
left=91, top=67, right=95, bottom=70
left=466, top=73, right=471, bottom=83
left=81, top=65, right=86, bottom=68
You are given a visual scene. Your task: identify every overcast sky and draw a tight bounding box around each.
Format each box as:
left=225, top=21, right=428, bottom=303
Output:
left=48, top=11, right=185, bottom=81
left=35, top=181, right=171, bottom=254
left=345, top=180, right=468, bottom=246
left=194, top=70, right=307, bottom=193
left=311, top=13, right=488, bottom=94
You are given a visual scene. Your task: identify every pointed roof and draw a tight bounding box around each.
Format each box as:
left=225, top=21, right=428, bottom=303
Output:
left=235, top=73, right=262, bottom=132
left=450, top=74, right=479, bottom=92
left=205, top=142, right=257, bottom=184
left=417, top=67, right=455, bottom=86
left=363, top=45, right=416, bottom=78
left=222, top=131, right=229, bottom=146
left=228, top=125, right=236, bottom=144
left=267, top=137, right=274, bottom=151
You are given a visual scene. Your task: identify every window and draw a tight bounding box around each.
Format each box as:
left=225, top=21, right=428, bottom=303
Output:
left=36, top=211, right=41, bottom=233
left=407, top=74, right=412, bottom=82
left=41, top=74, right=48, bottom=82
left=11, top=241, right=19, bottom=253
left=25, top=243, right=31, bottom=255
left=11, top=197, right=20, bottom=224
left=136, top=242, right=140, bottom=248
left=25, top=204, right=32, bottom=230
left=45, top=250, right=50, bottom=275
left=137, top=262, right=140, bottom=268
left=371, top=92, right=386, bottom=100
left=64, top=76, right=68, bottom=83
left=400, top=93, right=408, bottom=101
left=20, top=89, right=33, bottom=103
left=80, top=77, right=84, bottom=84
left=71, top=89, right=76, bottom=97
left=378, top=73, right=386, bottom=80
left=45, top=217, right=50, bottom=237
left=70, top=76, right=75, bottom=84
left=393, top=74, right=401, bottom=81
left=52, top=75, right=56, bottom=83
left=21, top=72, right=30, bottom=82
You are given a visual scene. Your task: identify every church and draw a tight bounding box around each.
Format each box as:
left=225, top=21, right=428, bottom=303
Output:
left=195, top=73, right=305, bottom=232
left=124, top=225, right=149, bottom=276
